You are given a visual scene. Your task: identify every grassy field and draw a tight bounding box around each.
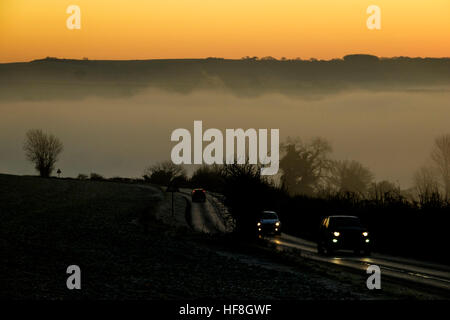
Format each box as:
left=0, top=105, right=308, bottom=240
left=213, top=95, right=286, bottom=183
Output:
left=0, top=174, right=162, bottom=299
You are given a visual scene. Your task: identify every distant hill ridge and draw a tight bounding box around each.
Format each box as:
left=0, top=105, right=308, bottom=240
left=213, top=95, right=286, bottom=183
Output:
left=1, top=55, right=449, bottom=100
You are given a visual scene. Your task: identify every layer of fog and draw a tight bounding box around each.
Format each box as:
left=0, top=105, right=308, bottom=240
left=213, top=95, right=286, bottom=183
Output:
left=1, top=88, right=449, bottom=189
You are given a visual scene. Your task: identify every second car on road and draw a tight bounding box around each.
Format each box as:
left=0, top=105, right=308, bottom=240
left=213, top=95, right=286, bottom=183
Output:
left=257, top=211, right=282, bottom=236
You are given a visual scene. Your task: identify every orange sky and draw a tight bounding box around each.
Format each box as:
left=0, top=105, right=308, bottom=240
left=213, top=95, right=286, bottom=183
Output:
left=0, top=0, right=449, bottom=62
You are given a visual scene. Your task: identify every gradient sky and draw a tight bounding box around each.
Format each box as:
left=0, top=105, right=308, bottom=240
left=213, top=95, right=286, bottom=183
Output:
left=1, top=0, right=449, bottom=62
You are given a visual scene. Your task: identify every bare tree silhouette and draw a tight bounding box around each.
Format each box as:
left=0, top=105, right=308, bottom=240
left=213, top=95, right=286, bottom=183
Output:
left=329, top=160, right=374, bottom=196
left=431, top=134, right=450, bottom=200
left=368, top=180, right=401, bottom=201
left=23, top=129, right=63, bottom=177
left=279, top=137, right=332, bottom=196
left=414, top=166, right=442, bottom=205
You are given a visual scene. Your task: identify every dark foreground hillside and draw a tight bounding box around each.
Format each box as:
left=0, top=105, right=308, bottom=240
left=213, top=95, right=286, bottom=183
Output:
left=0, top=174, right=162, bottom=299
left=0, top=174, right=433, bottom=299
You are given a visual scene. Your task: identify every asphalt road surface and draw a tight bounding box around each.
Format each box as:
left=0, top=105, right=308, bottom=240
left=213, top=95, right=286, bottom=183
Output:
left=269, top=233, right=450, bottom=292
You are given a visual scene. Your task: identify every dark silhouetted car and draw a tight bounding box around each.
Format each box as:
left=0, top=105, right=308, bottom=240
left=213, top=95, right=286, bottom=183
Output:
left=191, top=188, right=206, bottom=202
left=317, top=215, right=371, bottom=256
left=257, top=211, right=281, bottom=235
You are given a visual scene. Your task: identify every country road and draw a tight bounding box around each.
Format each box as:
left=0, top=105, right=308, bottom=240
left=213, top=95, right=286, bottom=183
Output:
left=182, top=189, right=450, bottom=295
left=190, top=195, right=228, bottom=233
left=179, top=189, right=228, bottom=234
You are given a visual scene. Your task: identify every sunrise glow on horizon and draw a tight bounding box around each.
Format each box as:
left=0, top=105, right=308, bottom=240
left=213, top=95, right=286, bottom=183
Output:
left=0, top=0, right=449, bottom=62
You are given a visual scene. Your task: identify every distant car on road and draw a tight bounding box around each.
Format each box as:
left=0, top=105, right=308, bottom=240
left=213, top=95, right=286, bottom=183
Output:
left=317, top=215, right=371, bottom=256
left=257, top=211, right=281, bottom=236
left=191, top=188, right=206, bottom=202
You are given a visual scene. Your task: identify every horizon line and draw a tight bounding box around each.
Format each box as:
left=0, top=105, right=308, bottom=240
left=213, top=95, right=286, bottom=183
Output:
left=2, top=54, right=450, bottom=64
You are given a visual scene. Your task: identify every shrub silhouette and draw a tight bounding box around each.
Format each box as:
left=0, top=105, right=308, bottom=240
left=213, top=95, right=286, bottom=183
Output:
left=77, top=173, right=88, bottom=180
left=90, top=173, right=104, bottom=181
left=189, top=165, right=224, bottom=192
left=143, top=161, right=186, bottom=186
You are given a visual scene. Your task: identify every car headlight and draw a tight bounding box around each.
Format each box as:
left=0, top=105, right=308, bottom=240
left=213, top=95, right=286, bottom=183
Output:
left=275, top=222, right=280, bottom=227
left=362, top=232, right=369, bottom=237
left=257, top=222, right=261, bottom=226
left=333, top=231, right=340, bottom=237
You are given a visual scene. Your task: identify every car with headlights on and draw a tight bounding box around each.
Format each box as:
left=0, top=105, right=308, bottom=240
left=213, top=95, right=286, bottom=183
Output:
left=317, top=215, right=371, bottom=256
left=257, top=211, right=281, bottom=236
